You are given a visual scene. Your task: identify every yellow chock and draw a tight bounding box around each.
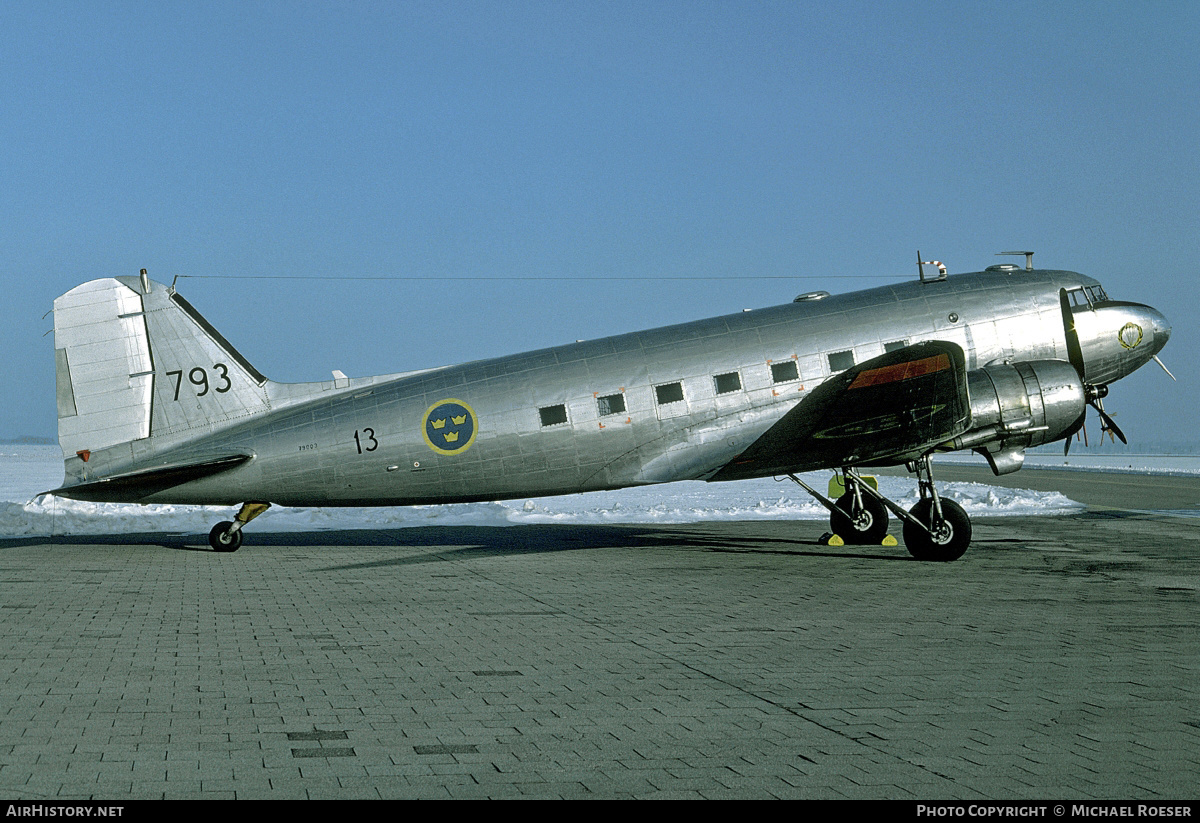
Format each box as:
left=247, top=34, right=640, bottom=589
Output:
left=881, top=534, right=898, bottom=547
left=819, top=532, right=845, bottom=547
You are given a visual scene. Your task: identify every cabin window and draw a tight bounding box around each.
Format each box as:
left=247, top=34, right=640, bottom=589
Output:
left=770, top=361, right=799, bottom=383
left=828, top=350, right=855, bottom=372
left=884, top=340, right=909, bottom=353
left=714, top=371, right=741, bottom=394
left=655, top=382, right=684, bottom=405
left=596, top=392, right=625, bottom=416
left=539, top=404, right=568, bottom=427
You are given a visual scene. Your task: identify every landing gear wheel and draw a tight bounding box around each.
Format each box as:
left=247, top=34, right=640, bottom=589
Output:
left=902, top=499, right=971, bottom=561
left=831, top=493, right=889, bottom=545
left=209, top=521, right=243, bottom=552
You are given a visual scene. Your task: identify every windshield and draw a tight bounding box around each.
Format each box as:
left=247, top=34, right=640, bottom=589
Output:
left=1067, top=283, right=1110, bottom=310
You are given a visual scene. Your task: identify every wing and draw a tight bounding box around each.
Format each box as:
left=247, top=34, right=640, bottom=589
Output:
left=711, top=341, right=970, bottom=481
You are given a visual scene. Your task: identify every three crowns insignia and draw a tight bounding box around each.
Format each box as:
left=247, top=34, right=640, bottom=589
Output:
left=431, top=415, right=469, bottom=431
left=423, top=400, right=476, bottom=455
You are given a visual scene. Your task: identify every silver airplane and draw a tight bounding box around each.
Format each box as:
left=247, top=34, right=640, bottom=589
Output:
left=47, top=253, right=1170, bottom=560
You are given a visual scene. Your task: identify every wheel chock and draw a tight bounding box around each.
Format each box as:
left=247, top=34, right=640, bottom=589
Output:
left=819, top=533, right=895, bottom=547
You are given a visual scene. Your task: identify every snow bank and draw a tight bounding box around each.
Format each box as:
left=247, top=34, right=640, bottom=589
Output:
left=0, top=443, right=1083, bottom=538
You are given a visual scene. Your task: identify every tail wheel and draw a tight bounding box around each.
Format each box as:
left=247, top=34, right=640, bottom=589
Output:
left=831, top=492, right=889, bottom=545
left=902, top=498, right=971, bottom=561
left=209, top=521, right=243, bottom=552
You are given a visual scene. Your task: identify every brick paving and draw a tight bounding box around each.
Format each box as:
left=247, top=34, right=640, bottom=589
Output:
left=0, top=509, right=1196, bottom=799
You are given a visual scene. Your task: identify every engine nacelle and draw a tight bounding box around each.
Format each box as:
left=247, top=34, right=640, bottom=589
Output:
left=945, top=360, right=1086, bottom=474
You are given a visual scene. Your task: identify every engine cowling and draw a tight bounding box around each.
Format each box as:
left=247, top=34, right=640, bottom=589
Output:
left=945, top=360, right=1086, bottom=474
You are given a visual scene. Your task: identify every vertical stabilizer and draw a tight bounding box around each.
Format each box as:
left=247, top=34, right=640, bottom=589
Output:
left=53, top=276, right=273, bottom=461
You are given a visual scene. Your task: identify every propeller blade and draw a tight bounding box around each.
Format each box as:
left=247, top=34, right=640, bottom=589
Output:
left=1059, top=289, right=1085, bottom=378
left=1092, top=403, right=1127, bottom=445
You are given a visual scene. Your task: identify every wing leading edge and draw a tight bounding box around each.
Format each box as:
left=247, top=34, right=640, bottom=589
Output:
left=710, top=341, right=970, bottom=481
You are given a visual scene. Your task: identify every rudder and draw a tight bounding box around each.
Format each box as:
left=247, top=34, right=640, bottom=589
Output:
left=54, top=275, right=272, bottom=460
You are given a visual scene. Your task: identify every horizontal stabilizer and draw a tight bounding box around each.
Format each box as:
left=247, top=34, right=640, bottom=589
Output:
left=48, top=454, right=252, bottom=503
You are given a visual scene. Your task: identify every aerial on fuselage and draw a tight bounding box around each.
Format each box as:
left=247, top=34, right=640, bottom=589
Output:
left=47, top=255, right=1170, bottom=559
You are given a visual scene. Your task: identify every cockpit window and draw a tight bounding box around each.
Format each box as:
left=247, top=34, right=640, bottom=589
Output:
left=1066, top=287, right=1089, bottom=308
left=1085, top=284, right=1108, bottom=304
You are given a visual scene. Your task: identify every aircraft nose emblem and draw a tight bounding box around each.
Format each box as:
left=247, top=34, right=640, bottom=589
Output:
left=1118, top=322, right=1143, bottom=350
left=422, top=399, right=478, bottom=455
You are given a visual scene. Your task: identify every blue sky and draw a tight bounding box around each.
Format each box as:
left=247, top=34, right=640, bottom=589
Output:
left=4, top=1, right=1196, bottom=447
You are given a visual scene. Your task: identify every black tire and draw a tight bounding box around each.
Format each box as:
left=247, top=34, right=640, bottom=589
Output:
left=209, top=521, right=243, bottom=552
left=902, top=498, right=971, bottom=561
left=830, top=492, right=889, bottom=545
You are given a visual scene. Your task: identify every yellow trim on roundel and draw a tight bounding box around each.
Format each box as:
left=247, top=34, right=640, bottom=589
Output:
left=421, top=398, right=479, bottom=456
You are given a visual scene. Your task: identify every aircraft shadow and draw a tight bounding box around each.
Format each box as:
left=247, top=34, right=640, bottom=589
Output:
left=0, top=522, right=912, bottom=564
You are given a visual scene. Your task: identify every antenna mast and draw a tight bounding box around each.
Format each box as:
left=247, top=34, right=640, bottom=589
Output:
left=998, top=251, right=1035, bottom=271
left=917, top=250, right=947, bottom=283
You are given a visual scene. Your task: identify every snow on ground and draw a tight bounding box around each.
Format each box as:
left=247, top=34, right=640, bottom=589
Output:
left=0, top=444, right=1087, bottom=538
left=939, top=451, right=1200, bottom=475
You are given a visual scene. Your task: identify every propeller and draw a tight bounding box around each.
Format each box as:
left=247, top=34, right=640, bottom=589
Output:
left=1060, top=288, right=1086, bottom=376
left=1060, top=289, right=1127, bottom=454
left=1066, top=420, right=1087, bottom=455
left=1089, top=389, right=1126, bottom=445
left=1064, top=395, right=1126, bottom=454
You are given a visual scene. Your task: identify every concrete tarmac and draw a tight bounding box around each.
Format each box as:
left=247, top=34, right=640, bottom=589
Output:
left=0, top=471, right=1198, bottom=799
left=894, top=461, right=1200, bottom=511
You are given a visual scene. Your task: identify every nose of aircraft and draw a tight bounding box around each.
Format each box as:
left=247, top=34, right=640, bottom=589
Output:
left=1086, top=302, right=1172, bottom=386
left=1146, top=305, right=1171, bottom=355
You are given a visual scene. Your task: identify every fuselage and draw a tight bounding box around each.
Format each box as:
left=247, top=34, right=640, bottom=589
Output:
left=62, top=267, right=1170, bottom=507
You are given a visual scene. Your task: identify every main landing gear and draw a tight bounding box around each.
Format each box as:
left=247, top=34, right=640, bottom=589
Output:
left=787, top=455, right=972, bottom=561
left=208, top=502, right=271, bottom=552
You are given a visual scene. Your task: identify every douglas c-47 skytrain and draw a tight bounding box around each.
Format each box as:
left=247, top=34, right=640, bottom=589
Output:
left=47, top=252, right=1171, bottom=560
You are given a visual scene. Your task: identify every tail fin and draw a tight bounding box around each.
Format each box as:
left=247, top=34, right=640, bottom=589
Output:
left=54, top=275, right=271, bottom=459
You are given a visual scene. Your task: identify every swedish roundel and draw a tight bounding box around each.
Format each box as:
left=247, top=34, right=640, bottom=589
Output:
left=422, top=399, right=478, bottom=456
